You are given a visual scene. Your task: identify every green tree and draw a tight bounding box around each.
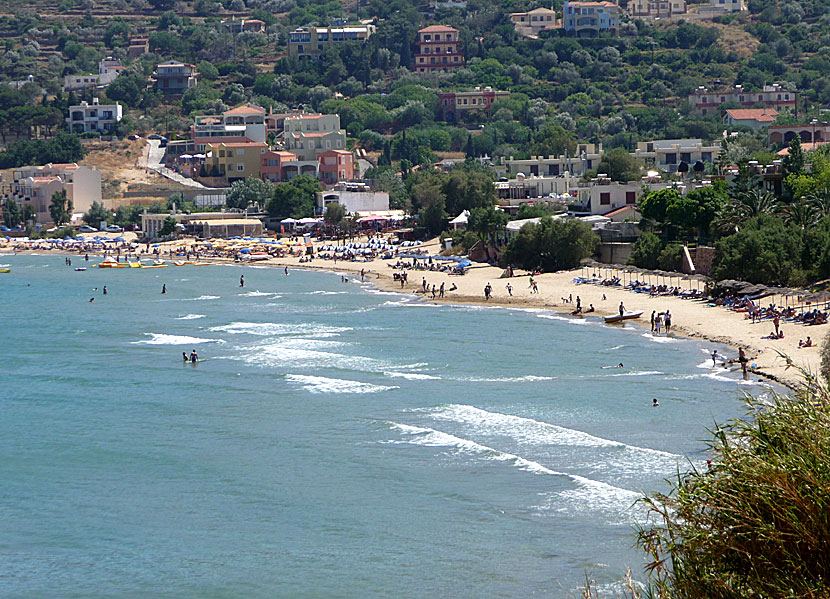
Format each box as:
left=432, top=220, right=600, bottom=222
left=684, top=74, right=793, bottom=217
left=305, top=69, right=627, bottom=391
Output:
left=49, top=189, right=72, bottom=225
left=84, top=201, right=111, bottom=226
left=159, top=216, right=178, bottom=237
left=627, top=232, right=664, bottom=269
left=467, top=206, right=508, bottom=261
left=502, top=217, right=599, bottom=273
left=596, top=147, right=642, bottom=182
left=324, top=202, right=347, bottom=229
left=640, top=188, right=682, bottom=226
left=3, top=198, right=20, bottom=228
left=782, top=134, right=805, bottom=178
left=266, top=175, right=321, bottom=219
left=225, top=178, right=274, bottom=211
left=106, top=71, right=147, bottom=108
left=411, top=180, right=447, bottom=237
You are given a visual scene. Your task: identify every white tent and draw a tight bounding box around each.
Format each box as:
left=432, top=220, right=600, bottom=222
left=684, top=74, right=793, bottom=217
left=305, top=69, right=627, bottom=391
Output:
left=280, top=218, right=297, bottom=224
left=449, top=210, right=470, bottom=230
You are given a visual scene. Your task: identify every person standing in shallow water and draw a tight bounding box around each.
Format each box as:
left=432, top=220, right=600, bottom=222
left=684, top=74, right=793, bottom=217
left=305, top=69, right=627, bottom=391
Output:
left=161, top=284, right=166, bottom=294
left=240, top=275, right=244, bottom=287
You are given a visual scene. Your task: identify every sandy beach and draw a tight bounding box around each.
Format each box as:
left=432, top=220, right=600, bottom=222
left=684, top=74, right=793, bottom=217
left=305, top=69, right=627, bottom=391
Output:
left=3, top=234, right=824, bottom=388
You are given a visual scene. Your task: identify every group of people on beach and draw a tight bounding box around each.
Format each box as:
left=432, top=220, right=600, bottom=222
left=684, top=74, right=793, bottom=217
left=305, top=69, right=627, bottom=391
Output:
left=650, top=310, right=672, bottom=334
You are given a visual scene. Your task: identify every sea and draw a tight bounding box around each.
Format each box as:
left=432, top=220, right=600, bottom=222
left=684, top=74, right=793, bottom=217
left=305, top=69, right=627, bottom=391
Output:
left=0, top=255, right=773, bottom=598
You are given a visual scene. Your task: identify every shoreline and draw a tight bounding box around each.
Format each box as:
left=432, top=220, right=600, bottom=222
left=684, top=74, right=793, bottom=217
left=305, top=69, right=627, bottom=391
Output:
left=3, top=238, right=822, bottom=390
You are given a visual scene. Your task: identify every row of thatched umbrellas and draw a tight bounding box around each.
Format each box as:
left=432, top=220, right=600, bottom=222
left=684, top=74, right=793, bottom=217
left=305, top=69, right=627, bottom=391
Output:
left=579, top=264, right=830, bottom=315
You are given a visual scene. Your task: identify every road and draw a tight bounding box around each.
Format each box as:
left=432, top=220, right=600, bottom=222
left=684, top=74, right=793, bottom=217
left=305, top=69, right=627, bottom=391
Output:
left=145, top=139, right=207, bottom=189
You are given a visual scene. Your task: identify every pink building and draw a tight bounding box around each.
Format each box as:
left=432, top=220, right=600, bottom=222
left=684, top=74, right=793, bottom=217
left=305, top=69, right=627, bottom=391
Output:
left=317, top=149, right=354, bottom=184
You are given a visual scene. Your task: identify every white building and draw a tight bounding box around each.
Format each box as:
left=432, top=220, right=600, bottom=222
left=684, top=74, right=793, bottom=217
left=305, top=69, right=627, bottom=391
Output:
left=63, top=58, right=124, bottom=92
left=316, top=182, right=389, bottom=214
left=630, top=139, right=720, bottom=173
left=495, top=173, right=580, bottom=200
left=709, top=0, right=744, bottom=11
left=66, top=98, right=123, bottom=133
left=11, top=163, right=102, bottom=223
left=501, top=144, right=602, bottom=177
left=283, top=114, right=346, bottom=162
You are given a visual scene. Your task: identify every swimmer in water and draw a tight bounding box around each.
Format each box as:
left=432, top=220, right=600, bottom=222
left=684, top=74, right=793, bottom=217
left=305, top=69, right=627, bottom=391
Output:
left=652, top=398, right=659, bottom=407
left=183, top=352, right=189, bottom=362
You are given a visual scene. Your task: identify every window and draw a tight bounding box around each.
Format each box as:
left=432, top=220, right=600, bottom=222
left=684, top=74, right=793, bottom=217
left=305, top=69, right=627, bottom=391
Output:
left=626, top=191, right=636, bottom=204
left=600, top=192, right=611, bottom=205
left=237, top=164, right=244, bottom=171
left=237, top=149, right=244, bottom=156
left=326, top=140, right=331, bottom=149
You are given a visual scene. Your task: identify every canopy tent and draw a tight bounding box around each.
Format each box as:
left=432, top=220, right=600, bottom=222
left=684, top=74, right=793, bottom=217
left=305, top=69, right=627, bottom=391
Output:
left=449, top=210, right=470, bottom=229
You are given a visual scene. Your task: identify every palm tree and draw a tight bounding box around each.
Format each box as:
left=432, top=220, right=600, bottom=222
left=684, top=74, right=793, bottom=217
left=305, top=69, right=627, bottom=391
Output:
left=807, top=186, right=830, bottom=221
left=713, top=188, right=779, bottom=235
left=781, top=200, right=817, bottom=229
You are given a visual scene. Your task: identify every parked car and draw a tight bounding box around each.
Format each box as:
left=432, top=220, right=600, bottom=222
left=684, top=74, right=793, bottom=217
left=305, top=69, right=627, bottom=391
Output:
left=106, top=225, right=124, bottom=233
left=128, top=134, right=140, bottom=141
left=78, top=225, right=98, bottom=233
left=159, top=137, right=168, bottom=148
left=148, top=134, right=162, bottom=140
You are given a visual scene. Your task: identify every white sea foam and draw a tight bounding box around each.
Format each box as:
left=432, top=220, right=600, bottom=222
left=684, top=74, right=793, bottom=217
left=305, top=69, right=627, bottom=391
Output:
left=387, top=421, right=643, bottom=503
left=421, top=405, right=679, bottom=458
left=605, top=344, right=626, bottom=351
left=176, top=314, right=205, bottom=320
left=186, top=295, right=220, bottom=301
left=286, top=374, right=397, bottom=394
left=235, top=345, right=389, bottom=371
left=453, top=375, right=556, bottom=383
left=536, top=314, right=591, bottom=325
left=384, top=371, right=442, bottom=380
left=606, top=370, right=664, bottom=377
left=642, top=333, right=682, bottom=343
left=239, top=290, right=280, bottom=297
left=209, top=321, right=351, bottom=337
left=132, top=333, right=224, bottom=345
left=305, top=290, right=348, bottom=295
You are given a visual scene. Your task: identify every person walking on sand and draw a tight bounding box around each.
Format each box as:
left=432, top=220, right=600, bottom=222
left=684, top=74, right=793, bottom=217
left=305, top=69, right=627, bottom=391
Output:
left=431, top=284, right=437, bottom=300
left=774, top=314, right=780, bottom=337
left=506, top=282, right=513, bottom=297
left=651, top=311, right=656, bottom=332
left=484, top=283, right=492, bottom=300
left=531, top=280, right=538, bottom=294
left=240, top=275, right=245, bottom=287
left=664, top=309, right=671, bottom=334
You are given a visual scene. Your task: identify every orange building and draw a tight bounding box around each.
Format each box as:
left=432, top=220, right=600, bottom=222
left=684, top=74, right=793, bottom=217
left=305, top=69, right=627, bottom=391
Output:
left=414, top=25, right=465, bottom=74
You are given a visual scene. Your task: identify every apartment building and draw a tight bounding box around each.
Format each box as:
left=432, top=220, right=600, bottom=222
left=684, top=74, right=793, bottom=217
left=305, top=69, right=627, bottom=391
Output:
left=509, top=7, right=559, bottom=38
left=414, top=25, right=465, bottom=74
left=628, top=0, right=686, bottom=17
left=191, top=104, right=268, bottom=153
left=494, top=172, right=579, bottom=201
left=724, top=108, right=778, bottom=130
left=438, top=87, right=510, bottom=121
left=205, top=142, right=268, bottom=182
left=66, top=98, right=123, bottom=133
left=631, top=139, right=720, bottom=173
left=12, top=163, right=102, bottom=223
left=502, top=144, right=603, bottom=177
left=283, top=114, right=346, bottom=162
left=261, top=148, right=354, bottom=183
left=288, top=23, right=376, bottom=58
left=688, top=83, right=796, bottom=116
left=562, top=1, right=620, bottom=36
left=153, top=61, right=198, bottom=94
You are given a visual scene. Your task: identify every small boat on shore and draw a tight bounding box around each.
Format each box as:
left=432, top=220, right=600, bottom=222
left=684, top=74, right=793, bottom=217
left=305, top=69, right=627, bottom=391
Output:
left=604, top=310, right=644, bottom=324
left=140, top=263, right=168, bottom=269
left=74, top=267, right=86, bottom=271
left=0, top=268, right=10, bottom=273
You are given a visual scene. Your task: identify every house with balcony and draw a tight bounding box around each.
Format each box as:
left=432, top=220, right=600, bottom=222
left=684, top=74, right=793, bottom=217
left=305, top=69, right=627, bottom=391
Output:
left=66, top=98, right=123, bottom=133
left=501, top=144, right=603, bottom=177
left=260, top=148, right=354, bottom=183
left=283, top=114, right=346, bottom=162
left=205, top=142, right=268, bottom=183
left=628, top=0, right=686, bottom=17
left=288, top=23, right=375, bottom=58
left=12, top=163, right=102, bottom=223
left=768, top=122, right=830, bottom=146
left=688, top=83, right=796, bottom=116
left=438, top=87, right=510, bottom=121
left=189, top=104, right=268, bottom=153
left=563, top=1, right=620, bottom=37
left=153, top=61, right=198, bottom=94
left=509, top=7, right=559, bottom=38
left=631, top=139, right=720, bottom=173
left=63, top=57, right=124, bottom=92
left=414, top=25, right=465, bottom=74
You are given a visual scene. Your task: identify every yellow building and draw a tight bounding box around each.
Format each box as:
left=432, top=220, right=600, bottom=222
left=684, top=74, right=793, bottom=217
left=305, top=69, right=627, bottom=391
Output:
left=509, top=8, right=559, bottom=38
left=288, top=24, right=376, bottom=58
left=205, top=142, right=268, bottom=182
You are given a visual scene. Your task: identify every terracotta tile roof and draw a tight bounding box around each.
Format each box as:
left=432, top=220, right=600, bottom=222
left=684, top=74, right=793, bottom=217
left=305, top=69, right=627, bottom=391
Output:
left=726, top=108, right=778, bottom=123
left=210, top=142, right=268, bottom=148
left=419, top=25, right=458, bottom=32
left=223, top=104, right=266, bottom=115
left=777, top=141, right=828, bottom=155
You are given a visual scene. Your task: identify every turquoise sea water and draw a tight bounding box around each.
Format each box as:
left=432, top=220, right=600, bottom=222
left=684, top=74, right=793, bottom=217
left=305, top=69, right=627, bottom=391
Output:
left=0, top=255, right=771, bottom=598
